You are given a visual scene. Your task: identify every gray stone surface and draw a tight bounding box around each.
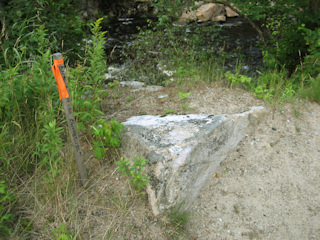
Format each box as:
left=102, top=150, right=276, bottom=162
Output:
left=119, top=81, right=164, bottom=92
left=121, top=107, right=267, bottom=215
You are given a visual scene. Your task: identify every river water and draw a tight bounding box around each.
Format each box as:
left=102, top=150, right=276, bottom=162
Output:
left=104, top=17, right=263, bottom=75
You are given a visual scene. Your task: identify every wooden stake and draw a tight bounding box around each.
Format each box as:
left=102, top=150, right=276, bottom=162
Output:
left=52, top=53, right=88, bottom=186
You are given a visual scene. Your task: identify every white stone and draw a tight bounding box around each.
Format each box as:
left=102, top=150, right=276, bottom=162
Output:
left=120, top=81, right=145, bottom=88
left=119, top=81, right=163, bottom=92
left=121, top=107, right=267, bottom=215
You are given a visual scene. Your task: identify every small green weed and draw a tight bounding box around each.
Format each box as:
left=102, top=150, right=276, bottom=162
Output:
left=125, top=96, right=133, bottom=102
left=52, top=224, right=73, bottom=240
left=178, top=92, right=192, bottom=113
left=108, top=80, right=120, bottom=89
left=178, top=92, right=190, bottom=100
left=116, top=156, right=150, bottom=195
left=164, top=108, right=175, bottom=115
left=91, top=119, right=124, bottom=160
left=224, top=71, right=252, bottom=89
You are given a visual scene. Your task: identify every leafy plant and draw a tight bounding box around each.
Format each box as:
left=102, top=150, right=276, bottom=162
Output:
left=87, top=18, right=108, bottom=88
left=81, top=18, right=108, bottom=120
left=164, top=108, right=175, bottom=115
left=178, top=92, right=190, bottom=100
left=224, top=71, right=252, bottom=89
left=254, top=84, right=273, bottom=101
left=35, top=120, right=64, bottom=183
left=68, top=18, right=110, bottom=131
left=108, top=80, right=120, bottom=89
left=125, top=96, right=133, bottom=102
left=91, top=119, right=124, bottom=160
left=178, top=92, right=191, bottom=112
left=116, top=156, right=150, bottom=195
left=52, top=224, right=73, bottom=240
left=178, top=91, right=194, bottom=113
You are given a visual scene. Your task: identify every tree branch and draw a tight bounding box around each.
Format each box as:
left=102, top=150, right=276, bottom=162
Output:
left=212, top=0, right=266, bottom=46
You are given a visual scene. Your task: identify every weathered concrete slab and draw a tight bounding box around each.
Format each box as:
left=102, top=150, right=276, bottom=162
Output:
left=121, top=107, right=267, bottom=215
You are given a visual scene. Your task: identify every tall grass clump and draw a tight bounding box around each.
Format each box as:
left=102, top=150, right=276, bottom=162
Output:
left=0, top=23, right=62, bottom=237
left=0, top=17, right=124, bottom=238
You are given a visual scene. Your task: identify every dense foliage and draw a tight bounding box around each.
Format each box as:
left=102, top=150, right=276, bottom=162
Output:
left=0, top=0, right=86, bottom=66
left=226, top=0, right=320, bottom=75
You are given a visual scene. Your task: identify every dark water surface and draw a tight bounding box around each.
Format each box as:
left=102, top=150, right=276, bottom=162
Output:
left=104, top=17, right=149, bottom=63
left=104, top=17, right=263, bottom=73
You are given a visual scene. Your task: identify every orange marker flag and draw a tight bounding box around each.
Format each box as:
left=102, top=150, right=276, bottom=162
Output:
left=52, top=58, right=69, bottom=100
left=51, top=53, right=88, bottom=186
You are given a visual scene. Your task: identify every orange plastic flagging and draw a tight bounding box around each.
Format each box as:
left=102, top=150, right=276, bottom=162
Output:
left=52, top=58, right=69, bottom=100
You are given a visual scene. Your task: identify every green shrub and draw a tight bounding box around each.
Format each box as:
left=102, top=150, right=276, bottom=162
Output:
left=91, top=119, right=124, bottom=160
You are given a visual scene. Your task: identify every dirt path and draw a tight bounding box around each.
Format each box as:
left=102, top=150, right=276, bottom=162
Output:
left=97, top=84, right=320, bottom=239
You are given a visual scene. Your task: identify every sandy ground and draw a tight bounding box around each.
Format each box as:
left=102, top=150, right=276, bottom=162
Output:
left=187, top=89, right=320, bottom=240
left=96, top=83, right=320, bottom=240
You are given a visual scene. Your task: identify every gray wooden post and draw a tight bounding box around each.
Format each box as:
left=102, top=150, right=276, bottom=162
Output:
left=52, top=53, right=88, bottom=186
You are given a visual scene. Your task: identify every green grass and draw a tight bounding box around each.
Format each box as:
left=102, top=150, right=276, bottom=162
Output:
left=163, top=204, right=191, bottom=239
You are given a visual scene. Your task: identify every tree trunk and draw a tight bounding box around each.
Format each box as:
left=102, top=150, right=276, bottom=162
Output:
left=309, top=0, right=320, bottom=11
